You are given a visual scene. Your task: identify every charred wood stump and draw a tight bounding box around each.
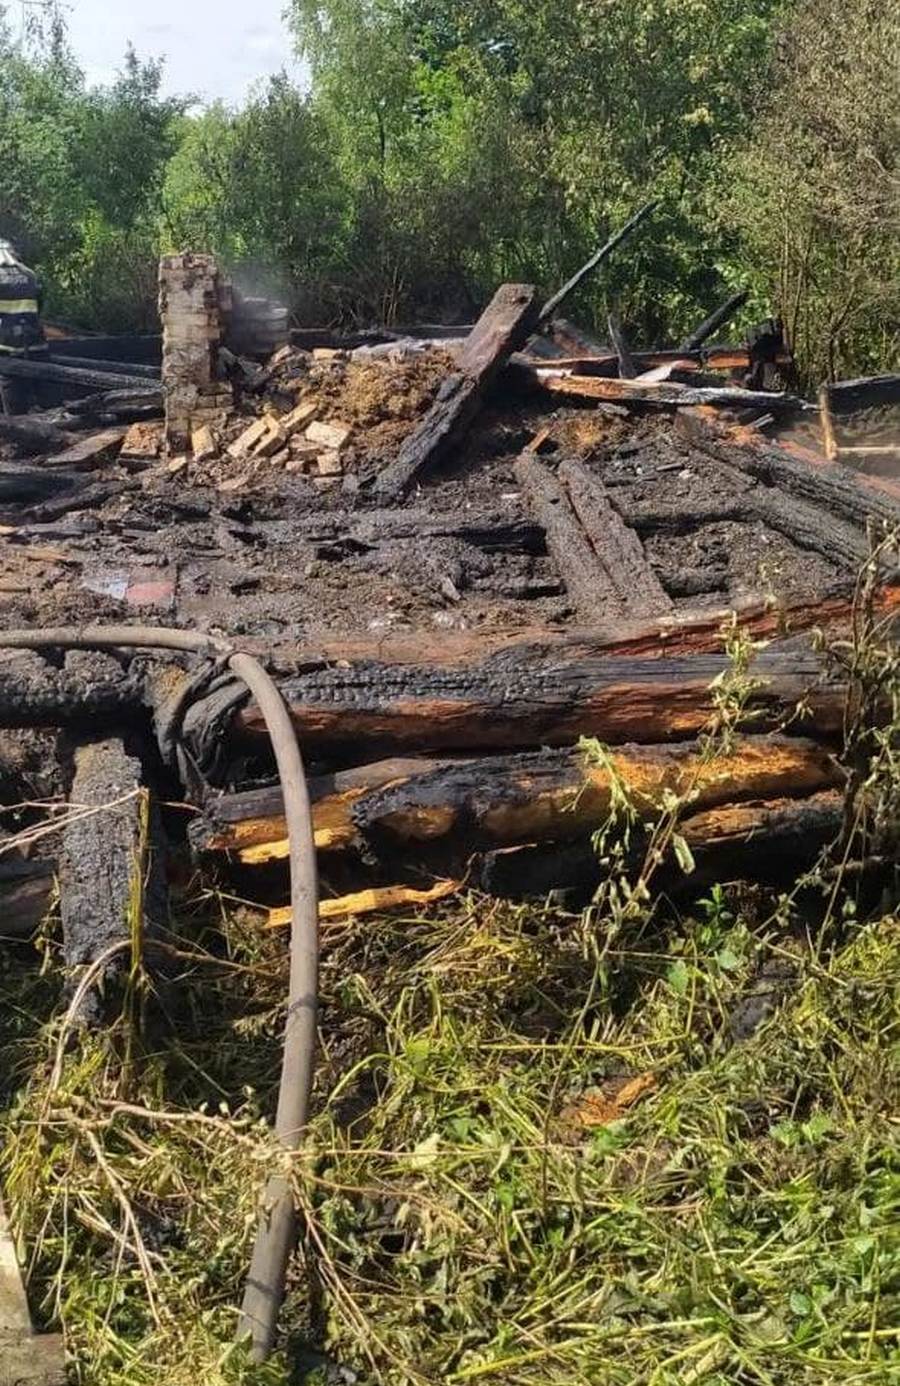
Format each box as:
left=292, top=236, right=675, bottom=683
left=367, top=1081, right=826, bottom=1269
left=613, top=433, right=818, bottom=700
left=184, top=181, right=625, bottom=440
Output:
left=59, top=736, right=166, bottom=1023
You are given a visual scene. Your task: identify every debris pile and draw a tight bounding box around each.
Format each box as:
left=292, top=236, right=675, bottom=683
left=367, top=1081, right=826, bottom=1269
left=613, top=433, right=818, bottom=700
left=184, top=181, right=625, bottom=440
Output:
left=2, top=220, right=900, bottom=1368
left=2, top=246, right=899, bottom=932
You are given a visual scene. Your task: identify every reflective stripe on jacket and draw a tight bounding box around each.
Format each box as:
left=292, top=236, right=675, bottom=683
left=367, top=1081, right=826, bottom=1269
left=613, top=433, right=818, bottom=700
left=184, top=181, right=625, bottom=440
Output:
left=0, top=298, right=40, bottom=315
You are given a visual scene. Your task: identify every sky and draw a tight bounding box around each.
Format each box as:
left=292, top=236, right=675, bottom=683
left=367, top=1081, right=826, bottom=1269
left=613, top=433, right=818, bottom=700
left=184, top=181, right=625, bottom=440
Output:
left=45, top=0, right=304, bottom=104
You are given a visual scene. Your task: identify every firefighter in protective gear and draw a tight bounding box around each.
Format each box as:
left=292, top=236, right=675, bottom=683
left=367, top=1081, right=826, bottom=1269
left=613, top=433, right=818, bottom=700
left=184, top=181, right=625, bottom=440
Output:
left=0, top=240, right=46, bottom=414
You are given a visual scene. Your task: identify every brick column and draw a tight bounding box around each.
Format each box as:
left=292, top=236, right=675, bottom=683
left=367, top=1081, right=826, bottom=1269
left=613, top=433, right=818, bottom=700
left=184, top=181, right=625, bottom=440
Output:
left=158, top=253, right=233, bottom=456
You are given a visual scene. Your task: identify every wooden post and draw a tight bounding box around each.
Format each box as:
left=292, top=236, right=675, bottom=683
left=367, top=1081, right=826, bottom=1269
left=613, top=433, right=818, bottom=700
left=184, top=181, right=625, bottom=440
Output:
left=606, top=311, right=637, bottom=378
left=0, top=1198, right=65, bottom=1386
left=819, top=384, right=839, bottom=461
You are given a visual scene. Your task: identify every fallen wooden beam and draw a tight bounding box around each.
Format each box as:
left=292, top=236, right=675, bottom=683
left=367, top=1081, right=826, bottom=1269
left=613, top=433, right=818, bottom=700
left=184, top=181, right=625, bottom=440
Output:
left=515, top=453, right=624, bottom=623
left=65, top=387, right=164, bottom=423
left=0, top=465, right=88, bottom=505
left=0, top=649, right=143, bottom=729
left=0, top=354, right=163, bottom=396
left=0, top=415, right=76, bottom=458
left=477, top=789, right=843, bottom=901
left=374, top=283, right=540, bottom=497
left=512, top=364, right=809, bottom=414
left=223, top=644, right=846, bottom=760
left=515, top=454, right=672, bottom=623
left=190, top=756, right=453, bottom=859
left=517, top=347, right=784, bottom=377
left=254, top=586, right=898, bottom=668
left=41, top=428, right=125, bottom=470
left=559, top=460, right=674, bottom=617
left=679, top=417, right=900, bottom=535
left=45, top=352, right=160, bottom=382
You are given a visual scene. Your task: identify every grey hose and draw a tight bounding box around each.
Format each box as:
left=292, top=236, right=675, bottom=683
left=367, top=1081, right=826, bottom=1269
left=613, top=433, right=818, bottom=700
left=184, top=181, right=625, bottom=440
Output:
left=0, top=625, right=319, bottom=1360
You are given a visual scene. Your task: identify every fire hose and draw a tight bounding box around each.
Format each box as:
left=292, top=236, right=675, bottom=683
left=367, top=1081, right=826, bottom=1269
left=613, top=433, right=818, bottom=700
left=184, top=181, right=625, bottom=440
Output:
left=0, top=624, right=319, bottom=1360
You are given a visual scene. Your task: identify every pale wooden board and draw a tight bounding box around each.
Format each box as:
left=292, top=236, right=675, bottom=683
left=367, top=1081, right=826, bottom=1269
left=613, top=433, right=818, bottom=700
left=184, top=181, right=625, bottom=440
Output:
left=0, top=1198, right=65, bottom=1386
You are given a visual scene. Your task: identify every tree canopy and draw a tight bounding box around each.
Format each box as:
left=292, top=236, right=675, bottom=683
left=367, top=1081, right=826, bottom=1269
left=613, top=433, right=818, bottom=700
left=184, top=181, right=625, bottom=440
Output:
left=0, top=0, right=896, bottom=377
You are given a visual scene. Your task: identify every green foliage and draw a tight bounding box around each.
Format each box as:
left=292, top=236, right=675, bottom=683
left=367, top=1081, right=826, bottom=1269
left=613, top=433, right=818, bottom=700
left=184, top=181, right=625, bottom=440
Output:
left=0, top=18, right=183, bottom=330
left=162, top=78, right=345, bottom=316
left=288, top=0, right=783, bottom=333
left=3, top=885, right=899, bottom=1384
left=729, top=0, right=900, bottom=383
left=0, top=0, right=895, bottom=369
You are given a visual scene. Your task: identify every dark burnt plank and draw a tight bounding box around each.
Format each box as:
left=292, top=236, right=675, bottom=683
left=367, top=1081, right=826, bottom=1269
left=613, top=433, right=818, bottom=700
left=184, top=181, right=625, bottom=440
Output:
left=374, top=283, right=539, bottom=498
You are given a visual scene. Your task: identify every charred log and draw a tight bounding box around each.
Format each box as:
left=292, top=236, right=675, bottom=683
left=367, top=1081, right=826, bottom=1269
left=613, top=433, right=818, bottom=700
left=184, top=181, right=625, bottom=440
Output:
left=191, top=737, right=842, bottom=866
left=375, top=283, right=540, bottom=497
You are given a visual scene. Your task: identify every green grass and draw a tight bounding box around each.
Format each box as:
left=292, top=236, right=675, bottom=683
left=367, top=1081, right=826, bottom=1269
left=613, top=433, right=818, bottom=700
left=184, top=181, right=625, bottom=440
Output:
left=2, top=581, right=899, bottom=1384
left=1, top=879, right=898, bottom=1385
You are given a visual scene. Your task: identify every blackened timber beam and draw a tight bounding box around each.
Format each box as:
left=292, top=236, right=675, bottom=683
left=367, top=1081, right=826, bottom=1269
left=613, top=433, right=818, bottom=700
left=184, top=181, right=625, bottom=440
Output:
left=515, top=453, right=625, bottom=624
left=228, top=646, right=845, bottom=759
left=558, top=460, right=673, bottom=619
left=60, top=736, right=166, bottom=1023
left=0, top=649, right=142, bottom=727
left=374, top=283, right=540, bottom=498
left=0, top=464, right=89, bottom=504
left=679, top=418, right=900, bottom=535
left=0, top=415, right=76, bottom=457
left=515, top=454, right=672, bottom=623
left=0, top=354, right=163, bottom=396
left=190, top=737, right=842, bottom=866
left=477, top=789, right=843, bottom=901
left=680, top=291, right=749, bottom=352
left=538, top=201, right=659, bottom=324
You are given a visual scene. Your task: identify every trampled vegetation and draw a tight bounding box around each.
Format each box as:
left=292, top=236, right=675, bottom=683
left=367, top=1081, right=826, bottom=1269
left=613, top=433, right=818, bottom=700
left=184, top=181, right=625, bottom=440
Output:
left=1, top=596, right=899, bottom=1384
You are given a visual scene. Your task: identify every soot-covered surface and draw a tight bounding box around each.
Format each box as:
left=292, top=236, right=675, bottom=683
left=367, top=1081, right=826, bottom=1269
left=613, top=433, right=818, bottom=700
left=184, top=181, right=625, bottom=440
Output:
left=1, top=380, right=851, bottom=650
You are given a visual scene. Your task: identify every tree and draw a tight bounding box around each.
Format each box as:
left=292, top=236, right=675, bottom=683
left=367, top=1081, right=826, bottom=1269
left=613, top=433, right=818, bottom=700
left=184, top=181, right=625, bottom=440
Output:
left=731, top=0, right=900, bottom=382
left=288, top=0, right=782, bottom=334
left=0, top=12, right=185, bottom=330
left=163, top=77, right=345, bottom=316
